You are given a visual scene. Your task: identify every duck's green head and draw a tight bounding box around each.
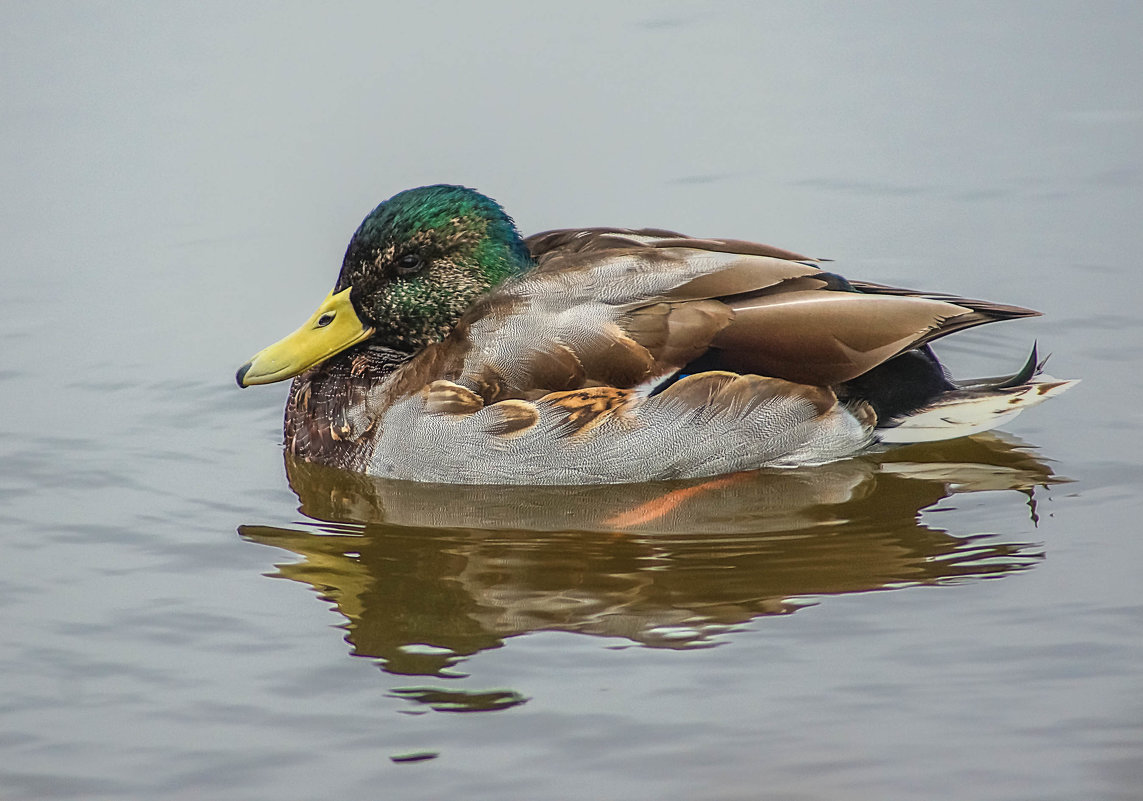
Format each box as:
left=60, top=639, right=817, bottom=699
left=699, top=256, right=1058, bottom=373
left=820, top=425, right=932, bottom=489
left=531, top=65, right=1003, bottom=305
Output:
left=237, top=185, right=532, bottom=387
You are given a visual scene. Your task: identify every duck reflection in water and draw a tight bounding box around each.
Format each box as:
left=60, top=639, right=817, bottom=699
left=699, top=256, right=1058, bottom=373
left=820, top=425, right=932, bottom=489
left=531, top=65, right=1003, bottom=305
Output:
left=239, top=433, right=1061, bottom=688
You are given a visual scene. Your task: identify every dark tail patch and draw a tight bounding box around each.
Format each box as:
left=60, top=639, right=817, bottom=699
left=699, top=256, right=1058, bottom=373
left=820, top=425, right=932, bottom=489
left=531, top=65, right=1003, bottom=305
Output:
left=839, top=345, right=956, bottom=421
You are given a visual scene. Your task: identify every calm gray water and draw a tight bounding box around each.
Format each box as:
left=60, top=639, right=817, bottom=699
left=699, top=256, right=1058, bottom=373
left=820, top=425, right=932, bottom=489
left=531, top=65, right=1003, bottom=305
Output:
left=3, top=3, right=1141, bottom=800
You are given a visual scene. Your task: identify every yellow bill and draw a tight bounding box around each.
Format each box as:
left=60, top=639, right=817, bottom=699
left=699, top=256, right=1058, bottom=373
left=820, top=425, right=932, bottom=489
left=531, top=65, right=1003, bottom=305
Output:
left=236, top=287, right=374, bottom=387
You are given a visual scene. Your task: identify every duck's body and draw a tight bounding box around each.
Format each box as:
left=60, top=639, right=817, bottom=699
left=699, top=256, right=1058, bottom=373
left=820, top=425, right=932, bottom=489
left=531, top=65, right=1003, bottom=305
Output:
left=238, top=185, right=1075, bottom=485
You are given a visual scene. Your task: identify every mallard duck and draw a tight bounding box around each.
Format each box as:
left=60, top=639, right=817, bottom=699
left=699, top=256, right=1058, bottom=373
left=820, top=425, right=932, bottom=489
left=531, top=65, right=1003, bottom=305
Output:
left=236, top=185, right=1075, bottom=484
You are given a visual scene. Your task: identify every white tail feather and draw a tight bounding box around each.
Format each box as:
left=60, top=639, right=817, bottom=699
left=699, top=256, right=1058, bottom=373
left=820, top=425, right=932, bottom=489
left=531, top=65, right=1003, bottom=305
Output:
left=876, top=376, right=1079, bottom=444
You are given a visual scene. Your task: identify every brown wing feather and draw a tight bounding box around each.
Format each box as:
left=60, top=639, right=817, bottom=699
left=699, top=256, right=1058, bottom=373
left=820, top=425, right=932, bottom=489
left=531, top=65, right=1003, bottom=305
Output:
left=539, top=386, right=637, bottom=437
left=711, top=291, right=977, bottom=385
left=525, top=228, right=686, bottom=259
left=482, top=399, right=541, bottom=438
left=848, top=279, right=1042, bottom=319
left=424, top=380, right=484, bottom=415
left=656, top=252, right=822, bottom=302
left=525, top=228, right=815, bottom=262
left=654, top=371, right=839, bottom=419
left=620, top=300, right=734, bottom=371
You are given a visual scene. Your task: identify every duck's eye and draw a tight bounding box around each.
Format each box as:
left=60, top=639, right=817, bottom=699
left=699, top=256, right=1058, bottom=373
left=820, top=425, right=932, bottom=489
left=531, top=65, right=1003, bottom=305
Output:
left=395, top=254, right=425, bottom=276
left=316, top=312, right=335, bottom=327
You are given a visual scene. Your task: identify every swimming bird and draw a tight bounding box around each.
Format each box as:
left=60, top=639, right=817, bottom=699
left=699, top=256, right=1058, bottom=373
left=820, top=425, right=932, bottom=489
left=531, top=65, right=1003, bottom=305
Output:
left=236, top=184, right=1075, bottom=484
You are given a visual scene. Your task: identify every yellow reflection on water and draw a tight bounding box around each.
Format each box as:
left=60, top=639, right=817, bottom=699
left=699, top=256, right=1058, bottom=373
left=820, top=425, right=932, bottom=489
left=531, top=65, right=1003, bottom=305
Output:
left=239, top=434, right=1061, bottom=701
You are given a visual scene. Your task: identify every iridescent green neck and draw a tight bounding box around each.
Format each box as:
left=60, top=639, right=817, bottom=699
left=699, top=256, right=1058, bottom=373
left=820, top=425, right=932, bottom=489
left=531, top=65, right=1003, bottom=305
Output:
left=334, top=185, right=534, bottom=351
